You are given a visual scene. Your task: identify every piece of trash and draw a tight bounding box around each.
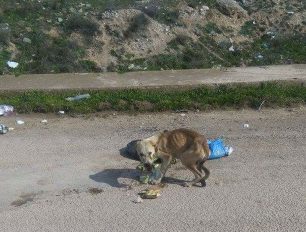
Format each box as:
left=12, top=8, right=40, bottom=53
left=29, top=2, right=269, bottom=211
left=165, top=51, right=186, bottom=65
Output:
left=41, top=119, right=48, bottom=123
left=287, top=11, right=294, bottom=15
left=208, top=138, right=233, bottom=160
left=139, top=188, right=161, bottom=199
left=58, top=111, right=65, bottom=115
left=175, top=109, right=188, bottom=113
left=180, top=113, right=186, bottom=117
left=132, top=196, right=143, bottom=203
left=8, top=127, right=14, bottom=131
left=201, top=5, right=210, bottom=11
left=58, top=17, right=63, bottom=23
left=243, top=123, right=249, bottom=128
left=0, top=124, right=9, bottom=134
left=0, top=105, right=14, bottom=116
left=16, top=120, right=25, bottom=125
left=258, top=100, right=266, bottom=111
left=65, top=94, right=90, bottom=101
left=255, top=54, right=264, bottom=60
left=7, top=61, right=19, bottom=68
left=229, top=45, right=235, bottom=52
left=138, top=184, right=166, bottom=199
left=23, top=37, right=31, bottom=43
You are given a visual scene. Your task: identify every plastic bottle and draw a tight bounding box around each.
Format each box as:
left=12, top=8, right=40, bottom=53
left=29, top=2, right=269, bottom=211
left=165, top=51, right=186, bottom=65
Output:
left=0, top=124, right=8, bottom=134
left=0, top=105, right=14, bottom=116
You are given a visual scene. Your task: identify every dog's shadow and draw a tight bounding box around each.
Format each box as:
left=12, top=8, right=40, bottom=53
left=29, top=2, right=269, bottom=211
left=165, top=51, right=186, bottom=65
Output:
left=89, top=168, right=140, bottom=188
left=89, top=168, right=186, bottom=188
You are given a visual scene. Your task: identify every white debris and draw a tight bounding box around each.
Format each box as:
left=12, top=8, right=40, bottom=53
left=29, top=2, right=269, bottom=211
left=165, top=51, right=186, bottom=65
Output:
left=58, top=111, right=65, bottom=115
left=287, top=11, right=294, bottom=15
left=58, top=17, right=63, bottom=23
left=23, top=37, right=31, bottom=43
left=16, top=120, right=25, bottom=125
left=243, top=123, right=249, bottom=128
left=65, top=94, right=90, bottom=101
left=133, top=196, right=143, bottom=203
left=0, top=105, right=14, bottom=116
left=41, top=119, right=48, bottom=124
left=180, top=113, right=186, bottom=117
left=201, top=5, right=210, bottom=11
left=7, top=61, right=19, bottom=68
left=229, top=45, right=235, bottom=52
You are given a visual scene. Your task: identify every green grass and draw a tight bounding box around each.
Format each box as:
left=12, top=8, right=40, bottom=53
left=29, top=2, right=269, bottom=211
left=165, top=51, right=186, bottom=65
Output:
left=0, top=82, right=305, bottom=114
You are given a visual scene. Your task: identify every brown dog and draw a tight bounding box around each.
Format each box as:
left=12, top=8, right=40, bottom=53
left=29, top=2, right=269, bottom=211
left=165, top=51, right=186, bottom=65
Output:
left=136, top=128, right=210, bottom=187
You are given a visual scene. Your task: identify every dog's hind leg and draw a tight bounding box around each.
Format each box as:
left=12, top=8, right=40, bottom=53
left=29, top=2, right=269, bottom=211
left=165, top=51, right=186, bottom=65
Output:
left=199, top=165, right=210, bottom=187
left=197, top=160, right=210, bottom=187
left=182, top=164, right=203, bottom=187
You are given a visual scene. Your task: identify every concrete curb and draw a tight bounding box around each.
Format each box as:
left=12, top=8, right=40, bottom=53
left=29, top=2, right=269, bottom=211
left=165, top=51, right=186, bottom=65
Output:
left=0, top=64, right=305, bottom=91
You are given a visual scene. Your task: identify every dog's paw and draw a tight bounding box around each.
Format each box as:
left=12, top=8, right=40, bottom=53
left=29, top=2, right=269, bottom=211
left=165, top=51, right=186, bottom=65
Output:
left=182, top=182, right=192, bottom=187
left=200, top=180, right=206, bottom=187
left=149, top=178, right=161, bottom=185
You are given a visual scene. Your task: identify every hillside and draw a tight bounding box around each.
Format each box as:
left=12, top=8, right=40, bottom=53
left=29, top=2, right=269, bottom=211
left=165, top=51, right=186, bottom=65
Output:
left=0, top=0, right=305, bottom=74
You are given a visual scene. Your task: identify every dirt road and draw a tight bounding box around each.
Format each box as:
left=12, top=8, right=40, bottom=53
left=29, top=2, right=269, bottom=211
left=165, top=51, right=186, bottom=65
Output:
left=0, top=109, right=305, bottom=231
left=1, top=64, right=306, bottom=91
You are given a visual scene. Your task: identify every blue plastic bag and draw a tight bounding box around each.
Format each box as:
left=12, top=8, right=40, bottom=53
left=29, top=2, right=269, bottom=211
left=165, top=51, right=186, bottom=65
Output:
left=208, top=138, right=232, bottom=160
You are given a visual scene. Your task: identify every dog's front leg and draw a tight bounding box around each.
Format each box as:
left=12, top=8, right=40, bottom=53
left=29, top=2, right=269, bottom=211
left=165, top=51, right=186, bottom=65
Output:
left=149, top=154, right=171, bottom=185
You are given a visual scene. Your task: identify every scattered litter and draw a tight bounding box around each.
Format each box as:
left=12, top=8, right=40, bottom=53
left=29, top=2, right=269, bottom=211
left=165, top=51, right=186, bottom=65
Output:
left=0, top=105, right=14, bottom=116
left=201, top=5, right=210, bottom=11
left=139, top=189, right=161, bottom=199
left=180, top=113, right=186, bottom=117
left=41, top=119, right=48, bottom=124
left=243, top=123, right=249, bottom=128
left=132, top=196, right=143, bottom=203
left=175, top=109, right=188, bottom=113
left=65, top=94, right=90, bottom=101
left=258, top=100, right=266, bottom=111
left=229, top=45, right=235, bottom=52
left=208, top=138, right=233, bottom=159
left=88, top=188, right=103, bottom=195
left=57, top=17, right=63, bottom=23
left=8, top=127, right=14, bottom=131
left=138, top=184, right=166, bottom=199
left=16, top=120, right=25, bottom=125
left=23, top=37, right=31, bottom=43
left=255, top=54, right=264, bottom=60
left=7, top=61, right=19, bottom=68
left=137, top=161, right=162, bottom=184
left=287, top=11, right=294, bottom=15
left=58, top=110, right=65, bottom=115
left=0, top=124, right=9, bottom=134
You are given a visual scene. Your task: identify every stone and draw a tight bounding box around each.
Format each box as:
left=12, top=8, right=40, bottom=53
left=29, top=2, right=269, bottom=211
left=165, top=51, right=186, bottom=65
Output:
left=216, top=0, right=248, bottom=18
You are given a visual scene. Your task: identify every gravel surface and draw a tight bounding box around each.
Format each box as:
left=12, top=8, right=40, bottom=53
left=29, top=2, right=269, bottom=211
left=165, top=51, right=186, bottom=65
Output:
left=0, top=108, right=305, bottom=231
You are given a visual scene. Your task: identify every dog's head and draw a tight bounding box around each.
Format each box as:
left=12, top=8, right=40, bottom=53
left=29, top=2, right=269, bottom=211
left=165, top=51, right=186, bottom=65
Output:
left=135, top=138, right=158, bottom=165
